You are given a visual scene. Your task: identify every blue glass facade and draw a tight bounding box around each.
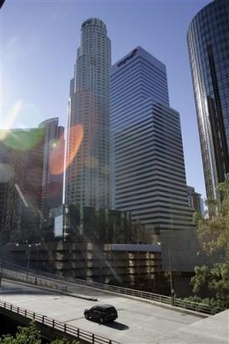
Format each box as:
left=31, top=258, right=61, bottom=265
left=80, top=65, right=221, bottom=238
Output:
left=187, top=0, right=229, bottom=198
left=111, top=46, right=194, bottom=231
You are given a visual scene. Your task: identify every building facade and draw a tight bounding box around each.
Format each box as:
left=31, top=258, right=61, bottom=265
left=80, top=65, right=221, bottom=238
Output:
left=110, top=46, right=194, bottom=232
left=39, top=118, right=64, bottom=223
left=187, top=0, right=229, bottom=199
left=51, top=203, right=132, bottom=244
left=6, top=242, right=162, bottom=292
left=65, top=18, right=111, bottom=209
left=0, top=128, right=45, bottom=242
left=0, top=120, right=64, bottom=243
left=187, top=186, right=204, bottom=215
left=0, top=135, right=20, bottom=241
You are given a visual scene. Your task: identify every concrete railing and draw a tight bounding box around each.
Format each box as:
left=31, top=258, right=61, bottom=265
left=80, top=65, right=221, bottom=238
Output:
left=0, top=299, right=120, bottom=344
left=2, top=265, right=215, bottom=315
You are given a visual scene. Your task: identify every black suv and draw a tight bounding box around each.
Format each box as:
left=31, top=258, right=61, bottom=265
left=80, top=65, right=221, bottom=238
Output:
left=84, top=304, right=118, bottom=323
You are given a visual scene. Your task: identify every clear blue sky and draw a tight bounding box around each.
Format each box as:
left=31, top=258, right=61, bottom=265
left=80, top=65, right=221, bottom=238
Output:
left=1, top=0, right=211, bottom=199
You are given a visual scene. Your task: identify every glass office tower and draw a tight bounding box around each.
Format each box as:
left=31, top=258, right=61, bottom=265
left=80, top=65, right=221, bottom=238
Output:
left=65, top=18, right=111, bottom=208
left=39, top=118, right=64, bottom=222
left=187, top=0, right=229, bottom=199
left=110, top=46, right=194, bottom=232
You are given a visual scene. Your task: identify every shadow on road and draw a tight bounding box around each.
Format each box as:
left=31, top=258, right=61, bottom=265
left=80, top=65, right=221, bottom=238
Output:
left=103, top=321, right=129, bottom=330
left=86, top=318, right=129, bottom=330
left=0, top=286, right=53, bottom=296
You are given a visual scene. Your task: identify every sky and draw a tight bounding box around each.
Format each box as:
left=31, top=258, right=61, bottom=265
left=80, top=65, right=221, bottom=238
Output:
left=0, top=0, right=212, bottom=200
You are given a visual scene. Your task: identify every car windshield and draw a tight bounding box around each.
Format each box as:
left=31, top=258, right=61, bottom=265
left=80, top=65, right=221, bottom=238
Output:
left=1, top=0, right=228, bottom=343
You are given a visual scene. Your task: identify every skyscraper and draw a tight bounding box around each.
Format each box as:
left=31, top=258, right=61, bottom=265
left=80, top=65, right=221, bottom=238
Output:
left=65, top=18, right=111, bottom=209
left=110, top=46, right=194, bottom=232
left=0, top=127, right=45, bottom=242
left=187, top=0, right=229, bottom=199
left=187, top=186, right=204, bottom=215
left=39, top=118, right=64, bottom=222
left=0, top=119, right=64, bottom=243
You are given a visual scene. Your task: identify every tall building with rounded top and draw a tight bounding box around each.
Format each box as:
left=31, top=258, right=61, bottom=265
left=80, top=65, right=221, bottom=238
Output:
left=65, top=18, right=111, bottom=209
left=187, top=0, right=229, bottom=199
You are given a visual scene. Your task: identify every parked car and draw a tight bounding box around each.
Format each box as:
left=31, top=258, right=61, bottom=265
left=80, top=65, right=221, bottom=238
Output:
left=84, top=304, right=118, bottom=323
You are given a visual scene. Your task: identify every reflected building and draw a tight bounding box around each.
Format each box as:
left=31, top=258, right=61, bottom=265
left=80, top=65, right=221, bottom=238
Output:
left=110, top=46, right=194, bottom=232
left=0, top=119, right=64, bottom=243
left=0, top=128, right=45, bottom=242
left=39, top=118, right=64, bottom=223
left=0, top=138, right=19, bottom=240
left=187, top=0, right=229, bottom=199
left=65, top=18, right=111, bottom=209
left=187, top=186, right=204, bottom=216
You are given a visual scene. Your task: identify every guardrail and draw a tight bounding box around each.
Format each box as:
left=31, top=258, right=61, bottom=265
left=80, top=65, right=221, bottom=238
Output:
left=0, top=299, right=120, bottom=344
left=2, top=265, right=216, bottom=315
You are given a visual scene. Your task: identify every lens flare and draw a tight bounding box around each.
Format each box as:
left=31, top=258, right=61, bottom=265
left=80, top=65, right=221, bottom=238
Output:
left=0, top=100, right=23, bottom=140
left=49, top=135, right=65, bottom=175
left=1, top=127, right=45, bottom=152
left=49, top=124, right=84, bottom=175
left=65, top=124, right=84, bottom=168
left=15, top=183, right=28, bottom=208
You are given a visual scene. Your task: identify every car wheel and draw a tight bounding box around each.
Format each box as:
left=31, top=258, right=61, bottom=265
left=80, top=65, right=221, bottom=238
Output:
left=85, top=313, right=89, bottom=319
left=99, top=317, right=104, bottom=324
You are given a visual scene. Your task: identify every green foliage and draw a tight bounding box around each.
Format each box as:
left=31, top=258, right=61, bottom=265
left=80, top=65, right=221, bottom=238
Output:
left=184, top=295, right=222, bottom=314
left=50, top=339, right=79, bottom=344
left=190, top=174, right=229, bottom=311
left=0, top=321, right=80, bottom=344
left=196, top=174, right=229, bottom=253
left=0, top=321, right=41, bottom=344
left=191, top=265, right=211, bottom=295
left=190, top=249, right=229, bottom=310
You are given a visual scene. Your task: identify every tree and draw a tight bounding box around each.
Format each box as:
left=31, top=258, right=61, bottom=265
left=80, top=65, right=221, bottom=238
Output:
left=50, top=339, right=79, bottom=344
left=190, top=174, right=229, bottom=311
left=0, top=321, right=42, bottom=344
left=131, top=220, right=152, bottom=244
left=195, top=173, right=229, bottom=253
left=0, top=321, right=79, bottom=344
left=190, top=259, right=229, bottom=310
